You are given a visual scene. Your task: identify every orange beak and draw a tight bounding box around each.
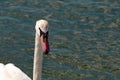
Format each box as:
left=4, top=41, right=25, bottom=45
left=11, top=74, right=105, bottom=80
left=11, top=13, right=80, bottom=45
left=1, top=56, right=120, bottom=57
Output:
left=40, top=34, right=50, bottom=54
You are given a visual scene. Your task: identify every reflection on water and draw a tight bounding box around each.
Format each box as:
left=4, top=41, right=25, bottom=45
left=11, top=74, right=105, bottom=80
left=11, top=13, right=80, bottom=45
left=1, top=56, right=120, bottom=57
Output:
left=0, top=0, right=120, bottom=80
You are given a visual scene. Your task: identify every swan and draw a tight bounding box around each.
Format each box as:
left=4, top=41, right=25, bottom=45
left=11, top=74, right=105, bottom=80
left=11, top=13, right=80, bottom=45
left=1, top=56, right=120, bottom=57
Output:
left=0, top=20, right=50, bottom=80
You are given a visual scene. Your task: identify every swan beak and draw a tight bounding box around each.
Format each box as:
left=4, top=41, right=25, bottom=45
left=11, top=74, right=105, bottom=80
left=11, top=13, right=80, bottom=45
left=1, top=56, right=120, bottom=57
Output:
left=40, top=33, right=50, bottom=54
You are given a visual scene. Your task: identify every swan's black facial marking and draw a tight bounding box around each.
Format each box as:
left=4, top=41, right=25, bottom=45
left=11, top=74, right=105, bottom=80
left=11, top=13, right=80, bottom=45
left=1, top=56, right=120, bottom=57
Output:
left=39, top=27, right=49, bottom=54
left=39, top=28, right=48, bottom=38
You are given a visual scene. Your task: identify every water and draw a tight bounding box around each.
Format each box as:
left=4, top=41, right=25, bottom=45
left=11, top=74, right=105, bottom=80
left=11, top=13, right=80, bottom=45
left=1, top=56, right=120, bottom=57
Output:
left=0, top=0, right=120, bottom=80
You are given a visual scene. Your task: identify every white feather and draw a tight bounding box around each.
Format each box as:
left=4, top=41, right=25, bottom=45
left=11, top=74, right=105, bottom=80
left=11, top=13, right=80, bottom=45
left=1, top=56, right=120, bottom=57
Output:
left=0, top=63, right=31, bottom=80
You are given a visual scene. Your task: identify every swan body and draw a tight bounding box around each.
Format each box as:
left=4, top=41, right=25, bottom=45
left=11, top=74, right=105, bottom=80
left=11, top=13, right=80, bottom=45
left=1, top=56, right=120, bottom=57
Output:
left=0, top=20, right=50, bottom=80
left=0, top=63, right=31, bottom=80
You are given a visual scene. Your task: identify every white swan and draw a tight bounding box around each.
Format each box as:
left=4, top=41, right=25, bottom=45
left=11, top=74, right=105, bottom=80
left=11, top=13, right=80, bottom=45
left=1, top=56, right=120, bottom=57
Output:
left=0, top=20, right=50, bottom=80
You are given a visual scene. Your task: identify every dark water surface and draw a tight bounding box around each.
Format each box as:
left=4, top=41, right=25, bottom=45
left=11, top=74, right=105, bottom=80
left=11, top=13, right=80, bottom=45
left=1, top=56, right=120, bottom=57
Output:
left=0, top=0, right=120, bottom=80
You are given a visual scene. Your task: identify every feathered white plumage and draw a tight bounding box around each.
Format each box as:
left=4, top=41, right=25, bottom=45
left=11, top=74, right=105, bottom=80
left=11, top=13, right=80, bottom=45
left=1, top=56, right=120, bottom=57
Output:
left=0, top=63, right=31, bottom=80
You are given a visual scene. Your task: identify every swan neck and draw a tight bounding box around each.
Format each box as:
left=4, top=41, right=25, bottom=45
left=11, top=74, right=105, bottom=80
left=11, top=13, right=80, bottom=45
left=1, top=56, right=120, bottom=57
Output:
left=33, top=33, right=43, bottom=80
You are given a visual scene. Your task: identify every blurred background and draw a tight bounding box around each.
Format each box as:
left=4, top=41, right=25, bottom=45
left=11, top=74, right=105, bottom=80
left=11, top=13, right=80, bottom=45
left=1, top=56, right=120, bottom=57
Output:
left=0, top=0, right=120, bottom=80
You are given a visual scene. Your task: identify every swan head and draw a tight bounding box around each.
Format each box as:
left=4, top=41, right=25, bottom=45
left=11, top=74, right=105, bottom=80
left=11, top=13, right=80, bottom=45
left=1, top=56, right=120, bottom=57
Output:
left=35, top=20, right=50, bottom=54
